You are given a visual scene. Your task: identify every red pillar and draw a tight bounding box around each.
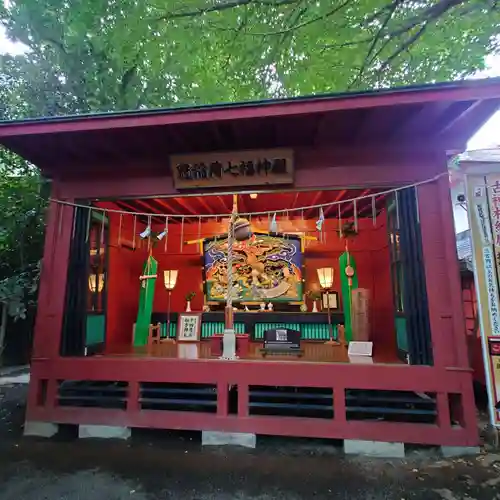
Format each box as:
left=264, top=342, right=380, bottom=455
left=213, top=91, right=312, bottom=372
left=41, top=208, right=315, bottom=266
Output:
left=27, top=192, right=74, bottom=419
left=418, top=169, right=477, bottom=443
left=32, top=197, right=75, bottom=360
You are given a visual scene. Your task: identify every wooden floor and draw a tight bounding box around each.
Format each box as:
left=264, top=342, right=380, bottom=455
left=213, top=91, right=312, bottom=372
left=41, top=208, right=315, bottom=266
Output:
left=103, top=341, right=402, bottom=365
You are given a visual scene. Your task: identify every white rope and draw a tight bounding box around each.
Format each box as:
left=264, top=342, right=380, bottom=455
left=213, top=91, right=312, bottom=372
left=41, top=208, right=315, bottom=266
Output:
left=226, top=210, right=236, bottom=309
left=48, top=172, right=448, bottom=220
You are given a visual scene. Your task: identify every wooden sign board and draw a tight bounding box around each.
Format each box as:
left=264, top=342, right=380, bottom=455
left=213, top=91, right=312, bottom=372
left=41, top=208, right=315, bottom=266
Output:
left=171, top=149, right=294, bottom=189
left=348, top=341, right=373, bottom=357
left=177, top=313, right=202, bottom=342
left=351, top=288, right=370, bottom=341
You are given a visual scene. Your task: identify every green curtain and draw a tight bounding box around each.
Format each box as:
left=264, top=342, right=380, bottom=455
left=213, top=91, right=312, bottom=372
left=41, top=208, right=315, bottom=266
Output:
left=134, top=255, right=158, bottom=346
left=339, top=251, right=358, bottom=343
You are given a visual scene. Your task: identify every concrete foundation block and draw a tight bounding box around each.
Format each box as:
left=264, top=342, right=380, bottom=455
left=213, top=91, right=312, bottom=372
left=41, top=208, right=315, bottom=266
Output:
left=441, top=446, right=481, bottom=458
left=202, top=431, right=256, bottom=448
left=24, top=421, right=59, bottom=438
left=78, top=424, right=131, bottom=440
left=344, top=439, right=405, bottom=458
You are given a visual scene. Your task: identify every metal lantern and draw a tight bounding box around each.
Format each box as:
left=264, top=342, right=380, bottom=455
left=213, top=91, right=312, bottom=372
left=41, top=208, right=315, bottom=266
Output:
left=317, top=267, right=334, bottom=289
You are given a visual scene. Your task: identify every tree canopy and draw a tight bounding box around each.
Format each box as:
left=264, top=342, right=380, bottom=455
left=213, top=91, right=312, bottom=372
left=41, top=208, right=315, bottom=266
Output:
left=0, top=147, right=45, bottom=319
left=1, top=0, right=499, bottom=119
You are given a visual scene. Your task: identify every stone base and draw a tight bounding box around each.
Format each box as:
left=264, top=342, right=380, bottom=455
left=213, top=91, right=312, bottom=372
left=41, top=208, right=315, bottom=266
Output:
left=78, top=424, right=131, bottom=440
left=24, top=421, right=58, bottom=438
left=344, top=439, right=405, bottom=458
left=441, top=446, right=481, bottom=458
left=202, top=431, right=256, bottom=448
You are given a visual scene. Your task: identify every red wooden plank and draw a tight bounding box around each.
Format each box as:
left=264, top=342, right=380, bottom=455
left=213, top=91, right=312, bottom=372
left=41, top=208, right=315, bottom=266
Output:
left=128, top=382, right=140, bottom=412
left=238, top=385, right=249, bottom=417
left=2, top=80, right=500, bottom=138
left=32, top=198, right=74, bottom=359
left=418, top=182, right=454, bottom=368
left=217, top=383, right=228, bottom=417
left=57, top=147, right=446, bottom=201
left=438, top=170, right=470, bottom=369
left=26, top=405, right=478, bottom=446
left=30, top=356, right=467, bottom=393
left=333, top=386, right=347, bottom=425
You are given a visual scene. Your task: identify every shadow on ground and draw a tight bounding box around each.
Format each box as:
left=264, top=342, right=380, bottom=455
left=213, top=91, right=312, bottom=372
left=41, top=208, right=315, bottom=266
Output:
left=1, top=383, right=500, bottom=500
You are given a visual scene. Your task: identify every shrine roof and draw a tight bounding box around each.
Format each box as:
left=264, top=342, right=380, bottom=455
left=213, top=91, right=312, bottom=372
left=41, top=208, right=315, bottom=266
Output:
left=1, top=77, right=500, bottom=174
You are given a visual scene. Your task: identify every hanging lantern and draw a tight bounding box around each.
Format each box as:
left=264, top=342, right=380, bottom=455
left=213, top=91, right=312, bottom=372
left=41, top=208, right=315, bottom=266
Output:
left=317, top=268, right=334, bottom=289
left=234, top=217, right=251, bottom=241
left=163, top=270, right=178, bottom=291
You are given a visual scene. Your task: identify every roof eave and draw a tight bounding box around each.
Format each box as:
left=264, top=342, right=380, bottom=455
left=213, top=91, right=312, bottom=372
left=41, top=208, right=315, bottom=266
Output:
left=1, top=77, right=500, bottom=139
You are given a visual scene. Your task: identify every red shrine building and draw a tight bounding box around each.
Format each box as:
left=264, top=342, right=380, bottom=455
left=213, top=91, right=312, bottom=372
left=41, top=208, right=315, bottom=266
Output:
left=1, top=79, right=500, bottom=455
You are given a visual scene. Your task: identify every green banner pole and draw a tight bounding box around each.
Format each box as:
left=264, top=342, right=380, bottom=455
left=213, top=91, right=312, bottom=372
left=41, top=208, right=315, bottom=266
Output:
left=339, top=251, right=358, bottom=343
left=134, top=255, right=158, bottom=346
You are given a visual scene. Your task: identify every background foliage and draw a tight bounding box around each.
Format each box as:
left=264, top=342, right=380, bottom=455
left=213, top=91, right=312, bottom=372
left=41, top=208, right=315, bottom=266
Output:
left=0, top=147, right=45, bottom=320
left=1, top=0, right=499, bottom=118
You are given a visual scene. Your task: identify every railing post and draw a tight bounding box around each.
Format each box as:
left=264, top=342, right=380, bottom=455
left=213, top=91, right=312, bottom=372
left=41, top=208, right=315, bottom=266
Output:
left=217, top=383, right=228, bottom=417
left=128, top=381, right=140, bottom=412
left=436, top=392, right=451, bottom=431
left=238, top=384, right=249, bottom=417
left=334, top=385, right=346, bottom=424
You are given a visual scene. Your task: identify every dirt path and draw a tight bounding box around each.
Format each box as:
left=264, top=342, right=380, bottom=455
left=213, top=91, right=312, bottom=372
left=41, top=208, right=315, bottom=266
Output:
left=1, top=383, right=500, bottom=500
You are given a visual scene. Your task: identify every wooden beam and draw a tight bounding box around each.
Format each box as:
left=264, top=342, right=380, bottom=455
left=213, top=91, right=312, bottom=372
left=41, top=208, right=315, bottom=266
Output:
left=218, top=195, right=230, bottom=213
left=438, top=100, right=487, bottom=137
left=167, top=197, right=196, bottom=216
left=354, top=108, right=386, bottom=141
left=114, top=200, right=162, bottom=224
left=305, top=192, right=324, bottom=219
left=196, top=195, right=214, bottom=215
left=144, top=199, right=182, bottom=223
left=211, top=122, right=224, bottom=148
left=393, top=101, right=451, bottom=138
left=323, top=190, right=347, bottom=217
left=4, top=80, right=500, bottom=139
left=238, top=194, right=248, bottom=215
left=131, top=200, right=167, bottom=223
left=153, top=198, right=183, bottom=216
left=357, top=193, right=386, bottom=217
left=168, top=125, right=189, bottom=151
left=340, top=189, right=371, bottom=217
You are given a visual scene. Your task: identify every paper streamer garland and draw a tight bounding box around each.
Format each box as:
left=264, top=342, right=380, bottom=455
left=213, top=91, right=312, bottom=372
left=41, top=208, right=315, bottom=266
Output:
left=270, top=213, right=278, bottom=232
left=316, top=207, right=325, bottom=231
left=48, top=172, right=449, bottom=222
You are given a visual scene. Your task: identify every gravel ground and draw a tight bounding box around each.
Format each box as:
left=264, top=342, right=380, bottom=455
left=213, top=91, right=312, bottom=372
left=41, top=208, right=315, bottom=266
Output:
left=1, top=381, right=500, bottom=500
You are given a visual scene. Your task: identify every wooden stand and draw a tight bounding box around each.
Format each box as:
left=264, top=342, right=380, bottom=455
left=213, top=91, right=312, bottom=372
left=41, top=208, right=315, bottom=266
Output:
left=224, top=305, right=234, bottom=330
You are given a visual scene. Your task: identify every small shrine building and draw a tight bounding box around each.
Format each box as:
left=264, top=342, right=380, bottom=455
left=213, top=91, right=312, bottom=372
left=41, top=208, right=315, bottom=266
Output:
left=1, top=78, right=500, bottom=453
